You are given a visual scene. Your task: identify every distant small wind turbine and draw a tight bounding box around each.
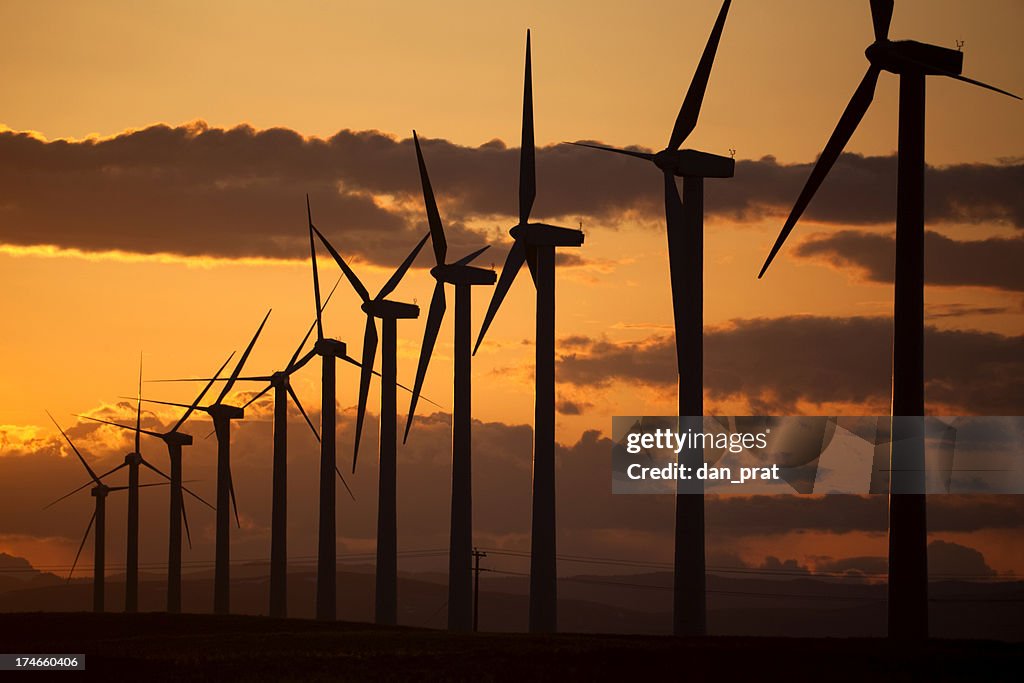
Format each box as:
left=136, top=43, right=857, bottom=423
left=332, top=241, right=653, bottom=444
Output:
left=756, top=0, right=1019, bottom=640
left=404, top=130, right=495, bottom=631
left=45, top=413, right=167, bottom=613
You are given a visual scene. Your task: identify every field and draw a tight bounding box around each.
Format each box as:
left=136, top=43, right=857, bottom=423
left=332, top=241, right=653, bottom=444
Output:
left=2, top=612, right=1022, bottom=681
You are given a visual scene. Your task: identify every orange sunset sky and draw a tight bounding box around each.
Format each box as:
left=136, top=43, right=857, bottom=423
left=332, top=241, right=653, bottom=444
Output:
left=0, top=0, right=1021, bottom=591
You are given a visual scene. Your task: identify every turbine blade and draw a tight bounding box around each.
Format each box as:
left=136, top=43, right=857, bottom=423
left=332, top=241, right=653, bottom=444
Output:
left=308, top=197, right=325, bottom=342
left=377, top=232, right=430, bottom=300
left=135, top=353, right=143, bottom=454
left=335, top=465, right=356, bottom=502
left=121, top=481, right=171, bottom=490
left=565, top=141, right=654, bottom=162
left=870, top=0, right=893, bottom=42
left=171, top=351, right=235, bottom=433
left=140, top=458, right=171, bottom=482
left=228, top=467, right=240, bottom=528
left=453, top=245, right=490, bottom=266
left=44, top=480, right=96, bottom=510
left=474, top=240, right=526, bottom=355
left=520, top=29, right=536, bottom=224
left=216, top=309, right=272, bottom=404
left=241, top=383, right=273, bottom=410
left=46, top=410, right=100, bottom=484
left=181, top=483, right=215, bottom=511
left=287, top=384, right=320, bottom=442
left=525, top=245, right=538, bottom=285
left=664, top=172, right=688, bottom=374
left=353, top=315, right=378, bottom=472
left=413, top=130, right=447, bottom=265
left=75, top=414, right=164, bottom=440
left=758, top=65, right=880, bottom=278
left=181, top=498, right=193, bottom=549
left=669, top=0, right=731, bottom=150
left=339, top=354, right=443, bottom=407
left=67, top=510, right=96, bottom=582
left=404, top=280, right=446, bottom=443
left=139, top=397, right=197, bottom=410
left=944, top=73, right=1021, bottom=100
left=312, top=226, right=371, bottom=303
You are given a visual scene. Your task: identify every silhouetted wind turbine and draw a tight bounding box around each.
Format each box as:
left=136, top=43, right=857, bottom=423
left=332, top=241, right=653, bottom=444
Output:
left=404, top=130, right=495, bottom=632
left=45, top=412, right=133, bottom=613
left=115, top=356, right=183, bottom=613
left=140, top=311, right=271, bottom=614
left=78, top=354, right=228, bottom=614
left=304, top=199, right=368, bottom=621
left=312, top=221, right=427, bottom=626
left=756, top=0, right=1019, bottom=640
left=473, top=30, right=585, bottom=634
left=566, top=0, right=733, bottom=637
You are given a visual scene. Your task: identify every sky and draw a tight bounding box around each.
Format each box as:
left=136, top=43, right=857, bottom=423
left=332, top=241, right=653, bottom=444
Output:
left=0, top=0, right=1021, bottom=598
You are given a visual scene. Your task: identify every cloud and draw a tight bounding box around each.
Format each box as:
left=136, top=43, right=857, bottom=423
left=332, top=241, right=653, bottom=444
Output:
left=928, top=540, right=996, bottom=578
left=556, top=316, right=1023, bottom=414
left=3, top=407, right=1023, bottom=583
left=2, top=123, right=1021, bottom=264
left=795, top=230, right=1024, bottom=292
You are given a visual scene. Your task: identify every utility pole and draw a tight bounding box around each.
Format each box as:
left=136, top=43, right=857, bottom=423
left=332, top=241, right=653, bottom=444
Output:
left=472, top=548, right=487, bottom=633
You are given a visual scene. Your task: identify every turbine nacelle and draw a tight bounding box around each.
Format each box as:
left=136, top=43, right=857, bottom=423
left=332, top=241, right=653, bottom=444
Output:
left=361, top=299, right=420, bottom=320
left=91, top=484, right=110, bottom=498
left=124, top=452, right=142, bottom=465
left=163, top=431, right=193, bottom=448
left=654, top=148, right=735, bottom=178
left=866, top=39, right=963, bottom=76
left=207, top=404, right=244, bottom=421
left=313, top=338, right=347, bottom=358
left=269, top=370, right=290, bottom=388
left=430, top=263, right=497, bottom=286
left=510, top=223, right=585, bottom=247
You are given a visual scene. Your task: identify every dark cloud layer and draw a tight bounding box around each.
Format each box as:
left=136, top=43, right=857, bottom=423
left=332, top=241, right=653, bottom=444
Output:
left=796, top=230, right=1024, bottom=292
left=1, top=123, right=1021, bottom=263
left=556, top=316, right=1023, bottom=414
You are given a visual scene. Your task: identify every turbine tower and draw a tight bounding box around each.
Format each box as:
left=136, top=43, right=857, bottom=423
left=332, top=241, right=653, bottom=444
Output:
left=404, top=130, right=495, bottom=631
left=78, top=354, right=228, bottom=613
left=473, top=30, right=585, bottom=634
left=311, top=223, right=427, bottom=626
left=566, top=0, right=733, bottom=636
left=142, top=311, right=271, bottom=614
left=756, top=0, right=1019, bottom=640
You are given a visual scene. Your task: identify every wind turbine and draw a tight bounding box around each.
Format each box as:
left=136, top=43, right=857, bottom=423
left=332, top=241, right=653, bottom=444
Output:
left=304, top=199, right=365, bottom=622
left=140, top=311, right=271, bottom=614
left=565, top=0, right=733, bottom=636
left=311, top=220, right=427, bottom=626
left=473, top=30, right=585, bottom=634
left=756, top=0, right=1019, bottom=640
left=45, top=412, right=134, bottom=613
left=404, top=130, right=495, bottom=631
left=78, top=354, right=228, bottom=614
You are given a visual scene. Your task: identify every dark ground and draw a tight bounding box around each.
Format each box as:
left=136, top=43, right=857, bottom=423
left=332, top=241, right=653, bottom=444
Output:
left=1, top=613, right=1021, bottom=682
